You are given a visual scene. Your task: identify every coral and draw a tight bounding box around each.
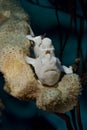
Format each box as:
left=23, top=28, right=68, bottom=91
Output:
left=57, top=74, right=81, bottom=113
left=36, top=74, right=81, bottom=113
left=36, top=87, right=62, bottom=112
left=0, top=0, right=28, bottom=20
left=0, top=0, right=39, bottom=100
left=0, top=0, right=81, bottom=113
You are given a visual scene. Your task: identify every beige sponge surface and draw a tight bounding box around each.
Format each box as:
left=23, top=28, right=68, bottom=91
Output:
left=0, top=0, right=39, bottom=100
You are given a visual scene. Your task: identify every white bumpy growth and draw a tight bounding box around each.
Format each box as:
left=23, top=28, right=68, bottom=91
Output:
left=25, top=35, right=73, bottom=86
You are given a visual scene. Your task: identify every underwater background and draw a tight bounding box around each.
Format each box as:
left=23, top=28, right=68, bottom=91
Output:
left=0, top=0, right=87, bottom=130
